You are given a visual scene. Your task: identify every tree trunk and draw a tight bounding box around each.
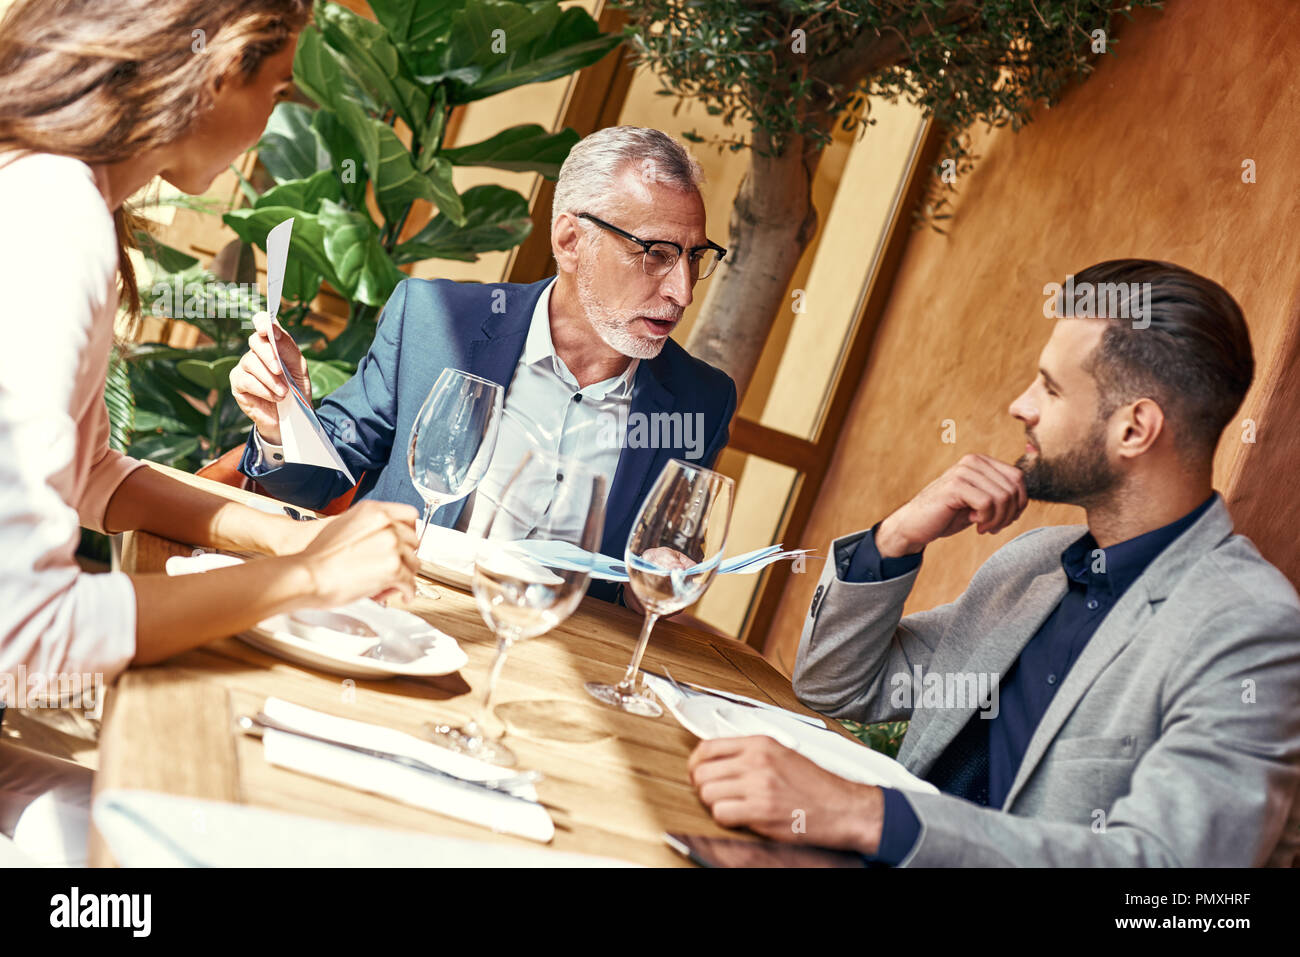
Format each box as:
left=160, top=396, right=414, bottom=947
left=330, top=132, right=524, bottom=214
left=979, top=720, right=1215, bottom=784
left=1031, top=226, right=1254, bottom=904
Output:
left=686, top=127, right=822, bottom=399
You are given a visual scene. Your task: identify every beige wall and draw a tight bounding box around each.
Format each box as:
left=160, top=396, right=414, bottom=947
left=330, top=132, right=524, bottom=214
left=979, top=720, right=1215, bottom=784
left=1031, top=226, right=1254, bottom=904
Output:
left=766, top=0, right=1300, bottom=670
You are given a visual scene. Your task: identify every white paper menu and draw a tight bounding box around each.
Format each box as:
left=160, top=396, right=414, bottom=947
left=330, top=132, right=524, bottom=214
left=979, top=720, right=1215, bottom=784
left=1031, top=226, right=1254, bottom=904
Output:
left=259, top=218, right=355, bottom=483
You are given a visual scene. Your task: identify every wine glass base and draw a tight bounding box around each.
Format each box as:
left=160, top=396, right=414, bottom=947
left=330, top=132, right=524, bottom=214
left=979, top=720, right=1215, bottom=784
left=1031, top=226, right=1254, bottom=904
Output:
left=584, top=681, right=663, bottom=718
left=425, top=722, right=516, bottom=767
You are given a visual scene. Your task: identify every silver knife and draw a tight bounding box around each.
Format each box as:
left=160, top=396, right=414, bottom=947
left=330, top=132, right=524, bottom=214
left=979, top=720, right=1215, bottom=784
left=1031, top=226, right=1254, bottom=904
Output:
left=237, top=712, right=565, bottom=814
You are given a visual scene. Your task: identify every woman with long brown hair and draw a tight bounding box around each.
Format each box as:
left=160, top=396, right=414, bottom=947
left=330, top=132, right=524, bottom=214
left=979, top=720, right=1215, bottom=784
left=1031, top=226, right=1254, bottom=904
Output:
left=0, top=0, right=419, bottom=862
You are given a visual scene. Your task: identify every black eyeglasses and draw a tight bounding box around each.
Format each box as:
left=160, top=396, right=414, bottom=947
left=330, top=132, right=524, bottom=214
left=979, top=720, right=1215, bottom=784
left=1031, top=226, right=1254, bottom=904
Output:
left=577, top=212, right=727, bottom=281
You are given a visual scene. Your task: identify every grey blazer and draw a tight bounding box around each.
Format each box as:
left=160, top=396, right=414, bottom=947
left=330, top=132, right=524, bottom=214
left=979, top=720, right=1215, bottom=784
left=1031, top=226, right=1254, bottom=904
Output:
left=793, top=495, right=1300, bottom=866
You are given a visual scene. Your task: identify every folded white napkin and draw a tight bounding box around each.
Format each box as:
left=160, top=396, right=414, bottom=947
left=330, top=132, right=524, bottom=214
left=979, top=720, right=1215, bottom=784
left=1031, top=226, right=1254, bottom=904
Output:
left=254, top=698, right=555, bottom=843
left=653, top=682, right=939, bottom=795
left=416, top=524, right=478, bottom=570
left=643, top=673, right=828, bottom=730
left=92, top=789, right=635, bottom=867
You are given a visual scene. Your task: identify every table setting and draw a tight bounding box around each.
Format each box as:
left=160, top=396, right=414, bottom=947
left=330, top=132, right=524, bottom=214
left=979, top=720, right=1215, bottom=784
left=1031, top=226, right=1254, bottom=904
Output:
left=92, top=218, right=912, bottom=867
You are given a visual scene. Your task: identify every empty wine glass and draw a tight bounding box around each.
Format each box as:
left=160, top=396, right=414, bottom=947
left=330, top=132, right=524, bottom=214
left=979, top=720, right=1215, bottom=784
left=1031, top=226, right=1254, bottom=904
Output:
left=426, top=448, right=606, bottom=766
left=585, top=459, right=734, bottom=717
left=408, top=368, right=503, bottom=598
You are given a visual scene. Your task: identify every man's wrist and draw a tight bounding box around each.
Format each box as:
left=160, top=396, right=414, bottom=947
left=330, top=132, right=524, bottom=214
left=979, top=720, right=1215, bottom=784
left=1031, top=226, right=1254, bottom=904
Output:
left=875, top=512, right=921, bottom=559
left=848, top=784, right=886, bottom=855
left=255, top=427, right=285, bottom=453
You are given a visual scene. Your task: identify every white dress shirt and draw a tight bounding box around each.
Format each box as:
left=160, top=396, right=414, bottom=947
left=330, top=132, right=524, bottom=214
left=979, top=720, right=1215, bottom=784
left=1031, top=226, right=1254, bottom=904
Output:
left=254, top=279, right=635, bottom=542
left=460, top=279, right=635, bottom=541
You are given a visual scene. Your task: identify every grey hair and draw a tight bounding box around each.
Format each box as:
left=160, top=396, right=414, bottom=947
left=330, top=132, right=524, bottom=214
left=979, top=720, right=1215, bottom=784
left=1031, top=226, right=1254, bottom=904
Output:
left=550, top=125, right=704, bottom=236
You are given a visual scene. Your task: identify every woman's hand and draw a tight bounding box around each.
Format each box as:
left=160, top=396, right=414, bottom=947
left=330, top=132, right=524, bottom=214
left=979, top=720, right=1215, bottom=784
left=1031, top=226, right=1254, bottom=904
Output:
left=292, top=500, right=420, bottom=606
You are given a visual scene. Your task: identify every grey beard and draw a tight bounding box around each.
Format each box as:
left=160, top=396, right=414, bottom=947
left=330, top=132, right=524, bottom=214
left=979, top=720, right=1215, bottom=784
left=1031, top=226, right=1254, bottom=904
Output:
left=575, top=258, right=672, bottom=360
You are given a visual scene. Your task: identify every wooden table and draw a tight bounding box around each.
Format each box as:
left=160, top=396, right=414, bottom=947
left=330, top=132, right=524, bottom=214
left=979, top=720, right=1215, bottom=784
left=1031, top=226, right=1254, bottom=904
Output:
left=90, top=470, right=848, bottom=867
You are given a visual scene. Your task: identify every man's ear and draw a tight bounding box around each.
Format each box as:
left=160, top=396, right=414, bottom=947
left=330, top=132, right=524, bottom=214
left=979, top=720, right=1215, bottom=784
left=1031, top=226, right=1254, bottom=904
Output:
left=1115, top=397, right=1165, bottom=460
left=551, top=212, right=584, bottom=275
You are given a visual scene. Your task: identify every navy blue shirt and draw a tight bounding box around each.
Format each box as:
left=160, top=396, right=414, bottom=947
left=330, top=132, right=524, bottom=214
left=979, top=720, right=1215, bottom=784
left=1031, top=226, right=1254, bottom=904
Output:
left=845, top=494, right=1217, bottom=865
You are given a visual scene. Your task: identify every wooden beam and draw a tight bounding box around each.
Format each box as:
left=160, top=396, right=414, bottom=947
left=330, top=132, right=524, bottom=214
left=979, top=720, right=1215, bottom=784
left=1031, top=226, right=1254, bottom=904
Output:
left=740, top=121, right=945, bottom=653
left=727, top=417, right=822, bottom=474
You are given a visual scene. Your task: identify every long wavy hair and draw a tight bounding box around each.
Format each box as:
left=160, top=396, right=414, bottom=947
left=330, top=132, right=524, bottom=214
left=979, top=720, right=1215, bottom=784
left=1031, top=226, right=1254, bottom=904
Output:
left=0, top=0, right=311, bottom=321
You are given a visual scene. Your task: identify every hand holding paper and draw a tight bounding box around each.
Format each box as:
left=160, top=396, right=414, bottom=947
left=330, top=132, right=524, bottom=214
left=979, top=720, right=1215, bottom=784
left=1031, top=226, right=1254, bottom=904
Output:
left=235, top=218, right=355, bottom=482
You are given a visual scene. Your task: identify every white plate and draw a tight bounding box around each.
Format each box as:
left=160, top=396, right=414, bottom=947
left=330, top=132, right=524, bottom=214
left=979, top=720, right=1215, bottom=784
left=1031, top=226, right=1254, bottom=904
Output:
left=236, top=600, right=468, bottom=679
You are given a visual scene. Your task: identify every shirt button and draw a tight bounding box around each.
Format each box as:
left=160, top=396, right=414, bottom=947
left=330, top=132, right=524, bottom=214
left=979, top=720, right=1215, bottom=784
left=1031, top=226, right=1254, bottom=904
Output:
left=573, top=393, right=583, bottom=403
left=556, top=471, right=564, bottom=483
left=1086, top=598, right=1099, bottom=610
left=1047, top=673, right=1057, bottom=685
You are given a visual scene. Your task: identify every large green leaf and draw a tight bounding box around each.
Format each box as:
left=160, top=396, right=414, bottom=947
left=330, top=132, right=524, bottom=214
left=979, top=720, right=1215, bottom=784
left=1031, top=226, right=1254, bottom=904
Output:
left=223, top=205, right=343, bottom=296
left=413, top=1, right=622, bottom=104
left=176, top=356, right=241, bottom=392
left=294, top=23, right=378, bottom=113
left=442, top=123, right=578, bottom=179
left=368, top=0, right=467, bottom=50
left=134, top=232, right=199, bottom=275
left=126, top=363, right=209, bottom=435
left=258, top=103, right=331, bottom=184
left=316, top=200, right=407, bottom=307
left=395, top=184, right=531, bottom=264
left=317, top=2, right=429, bottom=135
left=333, top=97, right=464, bottom=224
left=254, top=169, right=342, bottom=214
left=310, top=110, right=368, bottom=210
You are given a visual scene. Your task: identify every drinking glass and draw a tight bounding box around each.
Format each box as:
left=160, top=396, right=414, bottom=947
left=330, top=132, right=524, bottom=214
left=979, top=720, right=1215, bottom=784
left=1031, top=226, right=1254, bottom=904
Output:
left=426, top=448, right=606, bottom=766
left=585, top=460, right=734, bottom=717
left=408, top=369, right=503, bottom=598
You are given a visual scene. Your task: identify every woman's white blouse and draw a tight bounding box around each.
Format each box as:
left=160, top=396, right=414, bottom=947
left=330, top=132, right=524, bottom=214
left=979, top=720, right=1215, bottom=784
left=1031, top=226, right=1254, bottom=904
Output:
left=0, top=152, right=144, bottom=695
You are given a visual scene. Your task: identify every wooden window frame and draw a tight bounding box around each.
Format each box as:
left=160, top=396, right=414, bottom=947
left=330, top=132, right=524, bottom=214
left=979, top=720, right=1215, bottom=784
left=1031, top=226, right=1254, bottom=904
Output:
left=729, top=121, right=944, bottom=652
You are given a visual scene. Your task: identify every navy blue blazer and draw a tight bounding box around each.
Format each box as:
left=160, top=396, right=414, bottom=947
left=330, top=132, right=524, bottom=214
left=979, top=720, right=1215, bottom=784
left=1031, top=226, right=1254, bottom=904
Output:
left=240, top=277, right=738, bottom=601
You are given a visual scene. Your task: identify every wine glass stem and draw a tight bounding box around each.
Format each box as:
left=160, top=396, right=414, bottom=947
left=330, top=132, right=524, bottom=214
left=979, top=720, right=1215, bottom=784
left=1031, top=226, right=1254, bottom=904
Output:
left=416, top=499, right=440, bottom=548
left=480, top=634, right=514, bottom=732
left=617, top=612, right=660, bottom=693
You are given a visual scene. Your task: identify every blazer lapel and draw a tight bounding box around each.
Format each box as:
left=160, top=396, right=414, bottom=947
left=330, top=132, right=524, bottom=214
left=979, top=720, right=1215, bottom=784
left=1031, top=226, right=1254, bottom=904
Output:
left=444, top=281, right=545, bottom=529
left=465, top=279, right=548, bottom=390
left=601, top=355, right=674, bottom=553
left=1001, top=494, right=1236, bottom=808
left=903, top=569, right=1067, bottom=775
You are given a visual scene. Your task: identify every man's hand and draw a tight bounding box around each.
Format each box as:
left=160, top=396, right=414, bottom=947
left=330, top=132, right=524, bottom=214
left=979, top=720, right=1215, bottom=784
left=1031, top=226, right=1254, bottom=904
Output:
left=688, top=736, right=885, bottom=853
left=875, top=453, right=1027, bottom=558
left=230, top=311, right=312, bottom=446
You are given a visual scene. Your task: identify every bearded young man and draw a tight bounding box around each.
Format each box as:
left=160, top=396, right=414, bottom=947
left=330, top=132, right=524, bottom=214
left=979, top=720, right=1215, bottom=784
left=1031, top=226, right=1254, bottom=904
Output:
left=689, top=259, right=1300, bottom=866
left=230, top=126, right=737, bottom=603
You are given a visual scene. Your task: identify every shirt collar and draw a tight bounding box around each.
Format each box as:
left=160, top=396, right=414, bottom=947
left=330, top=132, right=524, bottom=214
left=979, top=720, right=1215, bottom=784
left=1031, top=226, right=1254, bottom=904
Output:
left=1060, top=492, right=1218, bottom=596
left=523, top=277, right=639, bottom=400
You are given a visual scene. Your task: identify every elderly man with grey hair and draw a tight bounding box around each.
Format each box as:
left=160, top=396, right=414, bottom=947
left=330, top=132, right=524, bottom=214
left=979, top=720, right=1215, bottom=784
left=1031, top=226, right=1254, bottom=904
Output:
left=230, top=126, right=738, bottom=605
